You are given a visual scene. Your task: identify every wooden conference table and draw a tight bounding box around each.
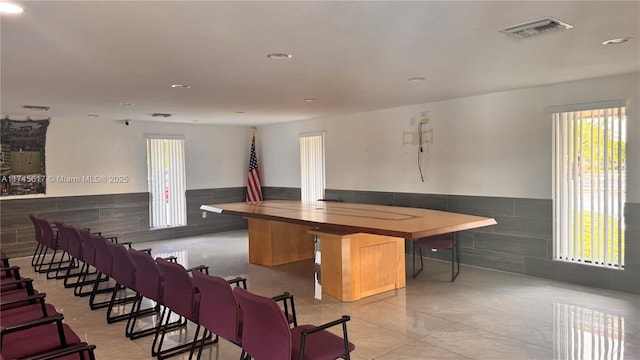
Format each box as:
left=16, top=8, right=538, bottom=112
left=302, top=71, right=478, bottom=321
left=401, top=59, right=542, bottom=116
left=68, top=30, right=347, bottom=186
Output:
left=200, top=200, right=496, bottom=301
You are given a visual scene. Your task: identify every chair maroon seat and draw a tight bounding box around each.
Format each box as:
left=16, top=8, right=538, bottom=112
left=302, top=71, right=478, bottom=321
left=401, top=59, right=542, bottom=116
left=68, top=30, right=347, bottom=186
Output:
left=1, top=293, right=60, bottom=328
left=412, top=233, right=460, bottom=281
left=154, top=258, right=215, bottom=359
left=0, top=313, right=95, bottom=360
left=234, top=287, right=355, bottom=360
left=1, top=278, right=40, bottom=310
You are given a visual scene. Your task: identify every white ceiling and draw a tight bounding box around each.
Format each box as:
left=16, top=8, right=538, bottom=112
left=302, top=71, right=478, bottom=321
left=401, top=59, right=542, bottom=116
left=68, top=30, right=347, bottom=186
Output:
left=1, top=1, right=638, bottom=126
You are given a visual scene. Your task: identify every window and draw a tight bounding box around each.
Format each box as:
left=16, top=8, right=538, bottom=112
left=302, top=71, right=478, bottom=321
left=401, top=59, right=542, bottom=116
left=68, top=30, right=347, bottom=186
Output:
left=299, top=132, right=325, bottom=202
left=552, top=102, right=626, bottom=268
left=147, top=137, right=187, bottom=229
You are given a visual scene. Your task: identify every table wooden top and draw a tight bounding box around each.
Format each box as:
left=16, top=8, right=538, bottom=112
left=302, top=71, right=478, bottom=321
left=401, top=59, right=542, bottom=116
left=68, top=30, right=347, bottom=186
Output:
left=201, top=200, right=496, bottom=239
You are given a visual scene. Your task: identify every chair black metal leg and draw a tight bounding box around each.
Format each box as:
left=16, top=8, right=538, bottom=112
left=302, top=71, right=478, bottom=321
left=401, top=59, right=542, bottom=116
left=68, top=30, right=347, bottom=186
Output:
left=451, top=233, right=460, bottom=282
left=106, top=283, right=141, bottom=324
left=412, top=245, right=423, bottom=278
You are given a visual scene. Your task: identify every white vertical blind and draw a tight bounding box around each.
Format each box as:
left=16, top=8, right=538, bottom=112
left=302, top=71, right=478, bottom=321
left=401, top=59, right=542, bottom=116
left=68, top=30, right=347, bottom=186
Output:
left=147, top=137, right=187, bottom=228
left=553, top=105, right=626, bottom=268
left=300, top=132, right=325, bottom=203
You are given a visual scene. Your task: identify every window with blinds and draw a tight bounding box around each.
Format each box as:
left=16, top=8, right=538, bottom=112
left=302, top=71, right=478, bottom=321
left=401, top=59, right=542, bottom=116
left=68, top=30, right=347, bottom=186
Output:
left=300, top=132, right=325, bottom=203
left=552, top=102, right=626, bottom=268
left=146, top=137, right=187, bottom=229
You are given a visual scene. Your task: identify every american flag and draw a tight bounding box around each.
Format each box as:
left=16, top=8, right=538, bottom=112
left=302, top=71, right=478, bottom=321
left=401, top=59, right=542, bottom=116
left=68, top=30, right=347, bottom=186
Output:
left=246, top=134, right=263, bottom=202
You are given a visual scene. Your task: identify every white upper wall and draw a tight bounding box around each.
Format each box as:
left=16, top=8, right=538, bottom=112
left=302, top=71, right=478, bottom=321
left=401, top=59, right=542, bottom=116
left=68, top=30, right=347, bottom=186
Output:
left=4, top=73, right=636, bottom=202
left=40, top=120, right=250, bottom=197
left=260, top=73, right=639, bottom=202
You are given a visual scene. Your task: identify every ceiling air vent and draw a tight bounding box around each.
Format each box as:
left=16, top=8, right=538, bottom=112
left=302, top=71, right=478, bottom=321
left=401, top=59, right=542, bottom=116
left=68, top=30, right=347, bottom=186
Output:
left=500, top=17, right=573, bottom=38
left=22, top=105, right=50, bottom=111
left=151, top=113, right=172, bottom=118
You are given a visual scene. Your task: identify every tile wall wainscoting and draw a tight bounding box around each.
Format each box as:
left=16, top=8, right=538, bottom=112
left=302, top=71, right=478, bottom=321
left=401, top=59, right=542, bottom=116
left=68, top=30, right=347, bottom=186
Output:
left=1, top=186, right=637, bottom=294
left=0, top=187, right=247, bottom=257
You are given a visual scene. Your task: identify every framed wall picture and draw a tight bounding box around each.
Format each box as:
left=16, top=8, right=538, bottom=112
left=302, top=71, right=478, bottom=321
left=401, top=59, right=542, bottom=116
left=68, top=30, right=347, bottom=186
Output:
left=0, top=118, right=49, bottom=196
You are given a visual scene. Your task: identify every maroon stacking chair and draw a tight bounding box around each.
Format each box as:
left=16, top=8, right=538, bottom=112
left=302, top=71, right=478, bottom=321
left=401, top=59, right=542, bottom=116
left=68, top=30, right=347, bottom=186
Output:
left=59, top=224, right=95, bottom=290
left=126, top=248, right=185, bottom=342
left=1, top=312, right=96, bottom=360
left=87, top=233, right=137, bottom=311
left=412, top=233, right=460, bottom=281
left=35, top=217, right=74, bottom=278
left=28, top=214, right=45, bottom=269
left=73, top=228, right=106, bottom=297
left=104, top=240, right=156, bottom=324
left=51, top=221, right=80, bottom=280
left=191, top=271, right=247, bottom=359
left=154, top=258, right=215, bottom=359
left=234, top=287, right=355, bottom=360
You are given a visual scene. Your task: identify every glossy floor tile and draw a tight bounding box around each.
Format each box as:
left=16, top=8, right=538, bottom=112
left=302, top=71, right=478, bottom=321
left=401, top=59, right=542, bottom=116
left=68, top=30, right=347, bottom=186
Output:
left=7, top=230, right=640, bottom=359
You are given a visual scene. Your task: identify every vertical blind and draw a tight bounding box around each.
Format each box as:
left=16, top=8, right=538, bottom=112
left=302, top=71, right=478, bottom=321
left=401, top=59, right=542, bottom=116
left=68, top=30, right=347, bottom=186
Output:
left=552, top=105, right=626, bottom=268
left=147, top=137, right=187, bottom=228
left=300, top=132, right=326, bottom=202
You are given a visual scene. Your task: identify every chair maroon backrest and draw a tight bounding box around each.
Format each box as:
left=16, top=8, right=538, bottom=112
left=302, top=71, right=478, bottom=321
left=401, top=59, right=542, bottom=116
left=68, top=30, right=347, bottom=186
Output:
left=35, top=217, right=75, bottom=279
left=73, top=228, right=99, bottom=297
left=411, top=232, right=459, bottom=281
left=59, top=224, right=90, bottom=290
left=28, top=214, right=44, bottom=268
left=53, top=222, right=70, bottom=255
left=103, top=239, right=141, bottom=323
left=234, top=287, right=355, bottom=360
left=155, top=257, right=214, bottom=359
left=191, top=271, right=243, bottom=358
left=87, top=233, right=121, bottom=310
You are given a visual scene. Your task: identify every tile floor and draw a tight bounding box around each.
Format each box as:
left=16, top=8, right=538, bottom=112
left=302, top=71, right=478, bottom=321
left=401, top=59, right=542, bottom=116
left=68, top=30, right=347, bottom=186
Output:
left=9, top=230, right=640, bottom=360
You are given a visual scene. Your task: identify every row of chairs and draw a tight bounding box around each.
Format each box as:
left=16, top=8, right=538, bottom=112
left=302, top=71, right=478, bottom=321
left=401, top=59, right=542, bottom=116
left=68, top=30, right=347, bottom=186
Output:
left=1, top=250, right=97, bottom=359
left=26, top=215, right=356, bottom=359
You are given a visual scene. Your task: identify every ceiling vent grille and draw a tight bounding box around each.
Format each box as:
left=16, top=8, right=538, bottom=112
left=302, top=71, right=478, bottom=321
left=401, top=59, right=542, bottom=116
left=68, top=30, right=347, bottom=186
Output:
left=151, top=113, right=172, bottom=118
left=500, top=17, right=573, bottom=38
left=22, top=105, right=50, bottom=111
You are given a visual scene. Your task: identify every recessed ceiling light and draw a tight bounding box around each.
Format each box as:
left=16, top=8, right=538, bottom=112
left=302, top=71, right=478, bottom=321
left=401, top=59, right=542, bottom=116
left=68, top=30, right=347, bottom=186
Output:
left=119, top=102, right=134, bottom=106
left=602, top=37, right=633, bottom=45
left=408, top=77, right=426, bottom=83
left=267, top=53, right=292, bottom=60
left=0, top=3, right=24, bottom=14
left=170, top=84, right=191, bottom=89
left=301, top=98, right=316, bottom=102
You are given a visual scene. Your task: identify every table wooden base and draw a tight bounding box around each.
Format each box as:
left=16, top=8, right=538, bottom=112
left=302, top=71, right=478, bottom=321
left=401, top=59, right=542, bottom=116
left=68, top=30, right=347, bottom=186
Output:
left=248, top=218, right=315, bottom=266
left=310, top=230, right=406, bottom=302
